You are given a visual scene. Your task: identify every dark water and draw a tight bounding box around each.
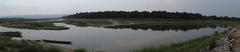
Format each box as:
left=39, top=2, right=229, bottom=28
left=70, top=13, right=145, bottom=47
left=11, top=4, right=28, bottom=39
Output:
left=0, top=23, right=228, bottom=52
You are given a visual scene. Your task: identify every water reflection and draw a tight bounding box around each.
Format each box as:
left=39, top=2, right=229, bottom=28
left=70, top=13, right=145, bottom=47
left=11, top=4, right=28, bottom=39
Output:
left=0, top=32, right=22, bottom=38
left=34, top=39, right=72, bottom=45
left=104, top=24, right=231, bottom=31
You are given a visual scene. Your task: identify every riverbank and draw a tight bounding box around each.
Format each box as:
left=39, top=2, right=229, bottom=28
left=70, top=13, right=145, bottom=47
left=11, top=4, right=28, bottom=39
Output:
left=0, top=21, right=69, bottom=30
left=208, top=26, right=240, bottom=52
left=0, top=19, right=238, bottom=31
left=135, top=26, right=240, bottom=52
left=0, top=31, right=64, bottom=52
left=0, top=31, right=83, bottom=52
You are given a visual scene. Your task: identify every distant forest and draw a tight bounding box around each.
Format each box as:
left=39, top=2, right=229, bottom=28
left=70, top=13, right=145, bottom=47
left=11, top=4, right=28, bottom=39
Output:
left=63, top=11, right=240, bottom=20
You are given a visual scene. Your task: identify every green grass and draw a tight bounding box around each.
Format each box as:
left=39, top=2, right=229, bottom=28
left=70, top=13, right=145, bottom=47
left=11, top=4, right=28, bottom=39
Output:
left=135, top=32, right=221, bottom=52
left=0, top=36, right=63, bottom=52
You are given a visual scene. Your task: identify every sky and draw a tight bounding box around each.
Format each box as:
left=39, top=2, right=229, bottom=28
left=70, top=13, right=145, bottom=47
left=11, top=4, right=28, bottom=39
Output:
left=0, top=0, right=240, bottom=17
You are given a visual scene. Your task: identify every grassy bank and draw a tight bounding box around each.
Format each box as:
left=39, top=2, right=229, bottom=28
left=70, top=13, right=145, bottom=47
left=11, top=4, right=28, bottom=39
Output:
left=64, top=19, right=240, bottom=31
left=0, top=21, right=69, bottom=30
left=135, top=32, right=221, bottom=52
left=64, top=19, right=113, bottom=27
left=74, top=49, right=87, bottom=52
left=0, top=36, right=63, bottom=52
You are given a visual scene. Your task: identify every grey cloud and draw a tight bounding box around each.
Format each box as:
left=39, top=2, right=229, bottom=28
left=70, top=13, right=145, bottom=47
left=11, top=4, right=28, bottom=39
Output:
left=0, top=0, right=239, bottom=17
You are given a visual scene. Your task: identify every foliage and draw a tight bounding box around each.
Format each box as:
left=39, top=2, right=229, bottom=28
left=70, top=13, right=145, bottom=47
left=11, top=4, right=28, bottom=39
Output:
left=63, top=11, right=240, bottom=21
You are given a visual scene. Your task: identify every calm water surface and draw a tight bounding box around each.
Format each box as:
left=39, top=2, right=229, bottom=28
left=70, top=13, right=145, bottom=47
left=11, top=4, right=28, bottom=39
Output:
left=0, top=23, right=228, bottom=52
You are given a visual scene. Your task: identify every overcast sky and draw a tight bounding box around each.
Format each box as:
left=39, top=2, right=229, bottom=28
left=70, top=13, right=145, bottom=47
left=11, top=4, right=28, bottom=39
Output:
left=0, top=0, right=240, bottom=17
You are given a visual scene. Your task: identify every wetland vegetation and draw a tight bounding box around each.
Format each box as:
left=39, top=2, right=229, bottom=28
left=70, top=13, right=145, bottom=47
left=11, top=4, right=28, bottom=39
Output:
left=0, top=32, right=63, bottom=52
left=0, top=21, right=69, bottom=30
left=63, top=19, right=239, bottom=31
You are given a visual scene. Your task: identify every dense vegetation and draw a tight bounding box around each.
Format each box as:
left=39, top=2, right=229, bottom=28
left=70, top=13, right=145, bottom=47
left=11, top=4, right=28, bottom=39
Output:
left=135, top=32, right=222, bottom=52
left=63, top=11, right=240, bottom=20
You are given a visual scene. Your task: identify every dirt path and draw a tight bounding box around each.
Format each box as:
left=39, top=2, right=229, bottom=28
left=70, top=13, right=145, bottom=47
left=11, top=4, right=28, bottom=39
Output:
left=230, top=27, right=240, bottom=52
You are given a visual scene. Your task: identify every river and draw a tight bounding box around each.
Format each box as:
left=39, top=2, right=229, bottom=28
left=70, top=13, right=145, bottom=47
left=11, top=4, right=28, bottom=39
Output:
left=0, top=23, right=228, bottom=52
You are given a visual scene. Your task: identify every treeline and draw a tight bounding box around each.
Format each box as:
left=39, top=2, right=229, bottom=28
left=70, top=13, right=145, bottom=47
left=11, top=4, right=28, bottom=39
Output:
left=63, top=11, right=240, bottom=20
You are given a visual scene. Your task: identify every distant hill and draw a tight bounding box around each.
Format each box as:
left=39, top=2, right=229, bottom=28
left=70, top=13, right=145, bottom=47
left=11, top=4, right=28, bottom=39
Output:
left=1, top=15, right=65, bottom=19
left=63, top=11, right=240, bottom=20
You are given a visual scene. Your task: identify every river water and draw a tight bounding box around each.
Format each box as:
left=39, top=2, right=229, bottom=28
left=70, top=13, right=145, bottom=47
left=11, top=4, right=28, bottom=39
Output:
left=0, top=23, right=228, bottom=52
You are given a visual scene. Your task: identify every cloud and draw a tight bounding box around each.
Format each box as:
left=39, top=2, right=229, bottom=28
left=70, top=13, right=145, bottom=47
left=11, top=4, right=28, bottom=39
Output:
left=0, top=0, right=240, bottom=17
